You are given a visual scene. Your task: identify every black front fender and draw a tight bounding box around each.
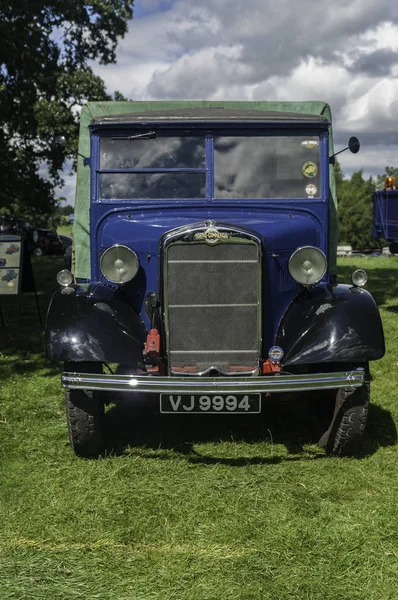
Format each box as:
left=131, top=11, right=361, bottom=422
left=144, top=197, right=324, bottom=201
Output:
left=275, top=284, right=385, bottom=366
left=45, top=284, right=146, bottom=365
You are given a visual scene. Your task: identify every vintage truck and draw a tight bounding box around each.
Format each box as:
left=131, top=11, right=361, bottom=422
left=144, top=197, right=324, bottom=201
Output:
left=372, top=180, right=398, bottom=253
left=46, top=101, right=385, bottom=458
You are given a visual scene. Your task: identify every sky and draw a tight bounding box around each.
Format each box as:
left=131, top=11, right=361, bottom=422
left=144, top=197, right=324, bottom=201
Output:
left=60, top=0, right=398, bottom=204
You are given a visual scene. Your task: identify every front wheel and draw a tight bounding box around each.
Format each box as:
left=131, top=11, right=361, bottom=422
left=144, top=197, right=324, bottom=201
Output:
left=64, top=362, right=104, bottom=458
left=65, top=389, right=104, bottom=458
left=319, top=369, right=370, bottom=456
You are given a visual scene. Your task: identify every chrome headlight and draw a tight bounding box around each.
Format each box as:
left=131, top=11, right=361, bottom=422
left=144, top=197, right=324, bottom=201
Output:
left=100, top=245, right=139, bottom=284
left=288, top=246, right=327, bottom=286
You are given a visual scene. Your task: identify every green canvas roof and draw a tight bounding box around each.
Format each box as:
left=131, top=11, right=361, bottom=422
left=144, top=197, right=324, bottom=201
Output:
left=90, top=107, right=330, bottom=125
left=73, top=100, right=336, bottom=279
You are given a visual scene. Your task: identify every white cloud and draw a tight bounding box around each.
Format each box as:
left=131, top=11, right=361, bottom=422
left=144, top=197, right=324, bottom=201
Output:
left=148, top=46, right=248, bottom=99
left=82, top=0, right=398, bottom=184
left=339, top=145, right=398, bottom=180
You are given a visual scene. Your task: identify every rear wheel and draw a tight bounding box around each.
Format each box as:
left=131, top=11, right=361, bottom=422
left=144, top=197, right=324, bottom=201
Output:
left=319, top=366, right=370, bottom=456
left=64, top=362, right=105, bottom=458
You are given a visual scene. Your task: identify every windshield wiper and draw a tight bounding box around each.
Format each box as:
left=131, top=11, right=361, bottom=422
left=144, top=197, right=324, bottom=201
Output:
left=111, top=131, right=156, bottom=141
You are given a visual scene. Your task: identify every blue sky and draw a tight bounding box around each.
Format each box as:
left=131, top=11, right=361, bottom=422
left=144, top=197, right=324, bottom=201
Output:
left=59, top=0, right=398, bottom=204
left=132, top=0, right=173, bottom=19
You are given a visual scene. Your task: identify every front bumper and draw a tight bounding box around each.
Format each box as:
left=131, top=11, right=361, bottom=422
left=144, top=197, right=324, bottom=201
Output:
left=62, top=369, right=365, bottom=394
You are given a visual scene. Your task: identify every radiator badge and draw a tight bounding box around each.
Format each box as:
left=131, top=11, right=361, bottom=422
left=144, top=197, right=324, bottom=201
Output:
left=194, top=227, right=229, bottom=244
left=268, top=346, right=284, bottom=362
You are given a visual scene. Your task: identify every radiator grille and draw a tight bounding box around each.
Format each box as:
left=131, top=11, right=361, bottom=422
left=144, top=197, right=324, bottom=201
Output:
left=164, top=238, right=260, bottom=373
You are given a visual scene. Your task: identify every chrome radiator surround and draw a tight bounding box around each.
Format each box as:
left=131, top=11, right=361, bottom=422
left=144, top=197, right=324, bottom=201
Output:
left=161, top=222, right=262, bottom=375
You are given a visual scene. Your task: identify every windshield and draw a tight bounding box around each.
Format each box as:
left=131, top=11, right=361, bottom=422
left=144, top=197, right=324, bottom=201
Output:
left=97, top=134, right=321, bottom=200
left=100, top=136, right=205, bottom=169
left=99, top=136, right=206, bottom=199
left=214, top=136, right=320, bottom=199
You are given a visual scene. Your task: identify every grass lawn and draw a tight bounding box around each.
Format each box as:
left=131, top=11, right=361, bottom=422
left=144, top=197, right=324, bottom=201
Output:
left=1, top=256, right=398, bottom=599
left=57, top=224, right=73, bottom=237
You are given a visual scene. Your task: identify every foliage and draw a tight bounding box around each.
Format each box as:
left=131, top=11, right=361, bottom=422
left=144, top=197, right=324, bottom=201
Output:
left=48, top=203, right=74, bottom=228
left=1, top=256, right=398, bottom=599
left=337, top=165, right=379, bottom=249
left=0, top=1, right=133, bottom=222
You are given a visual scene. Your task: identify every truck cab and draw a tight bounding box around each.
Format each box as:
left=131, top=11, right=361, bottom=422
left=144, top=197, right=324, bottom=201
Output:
left=46, top=104, right=384, bottom=458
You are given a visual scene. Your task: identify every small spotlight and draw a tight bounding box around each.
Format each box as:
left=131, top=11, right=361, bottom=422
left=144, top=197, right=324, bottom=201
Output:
left=351, top=269, right=368, bottom=287
left=57, top=269, right=73, bottom=287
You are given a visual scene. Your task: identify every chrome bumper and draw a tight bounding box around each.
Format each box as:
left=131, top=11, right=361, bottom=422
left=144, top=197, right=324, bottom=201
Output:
left=62, top=369, right=365, bottom=394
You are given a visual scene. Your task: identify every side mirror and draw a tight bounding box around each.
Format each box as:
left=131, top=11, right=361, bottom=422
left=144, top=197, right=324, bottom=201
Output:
left=329, top=136, right=361, bottom=163
left=348, top=136, right=360, bottom=154
left=52, top=134, right=68, bottom=151
left=51, top=133, right=89, bottom=165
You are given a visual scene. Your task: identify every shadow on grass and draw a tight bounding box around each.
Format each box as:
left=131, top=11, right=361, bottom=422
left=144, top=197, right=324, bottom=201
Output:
left=358, top=403, right=398, bottom=458
left=385, top=304, right=398, bottom=314
left=0, top=256, right=61, bottom=378
left=103, top=393, right=396, bottom=464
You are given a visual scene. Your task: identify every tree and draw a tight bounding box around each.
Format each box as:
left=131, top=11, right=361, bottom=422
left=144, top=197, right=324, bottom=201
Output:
left=337, top=167, right=380, bottom=250
left=0, top=1, right=133, bottom=224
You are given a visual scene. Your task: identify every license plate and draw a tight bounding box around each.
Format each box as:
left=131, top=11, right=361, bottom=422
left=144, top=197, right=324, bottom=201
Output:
left=160, top=393, right=261, bottom=414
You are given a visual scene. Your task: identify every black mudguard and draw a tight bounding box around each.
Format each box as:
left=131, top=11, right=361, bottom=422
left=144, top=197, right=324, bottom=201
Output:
left=275, top=284, right=385, bottom=366
left=45, top=283, right=146, bottom=365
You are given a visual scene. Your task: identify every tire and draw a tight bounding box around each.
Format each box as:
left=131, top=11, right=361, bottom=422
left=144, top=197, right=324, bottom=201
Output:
left=64, top=362, right=104, bottom=458
left=319, top=367, right=370, bottom=456
left=64, top=245, right=72, bottom=270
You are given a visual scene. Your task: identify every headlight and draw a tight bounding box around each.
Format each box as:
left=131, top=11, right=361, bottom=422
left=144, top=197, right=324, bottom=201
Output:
left=100, top=245, right=139, bottom=284
left=288, top=246, right=327, bottom=286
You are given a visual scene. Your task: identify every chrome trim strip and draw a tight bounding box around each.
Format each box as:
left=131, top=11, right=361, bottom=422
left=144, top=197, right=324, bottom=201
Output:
left=62, top=370, right=365, bottom=394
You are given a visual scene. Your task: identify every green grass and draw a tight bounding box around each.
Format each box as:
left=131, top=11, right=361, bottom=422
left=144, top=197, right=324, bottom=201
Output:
left=57, top=224, right=73, bottom=237
left=1, top=257, right=398, bottom=599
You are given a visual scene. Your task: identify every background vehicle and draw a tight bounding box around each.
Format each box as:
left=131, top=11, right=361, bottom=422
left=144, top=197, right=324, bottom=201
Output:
left=0, top=215, right=31, bottom=234
left=63, top=244, right=72, bottom=270
left=28, top=228, right=64, bottom=257
left=373, top=187, right=398, bottom=253
left=0, top=258, right=6, bottom=267
left=46, top=101, right=384, bottom=458
left=59, top=234, right=72, bottom=250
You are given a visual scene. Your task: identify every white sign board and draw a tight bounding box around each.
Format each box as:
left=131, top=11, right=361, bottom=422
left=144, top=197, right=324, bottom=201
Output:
left=0, top=235, right=22, bottom=296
